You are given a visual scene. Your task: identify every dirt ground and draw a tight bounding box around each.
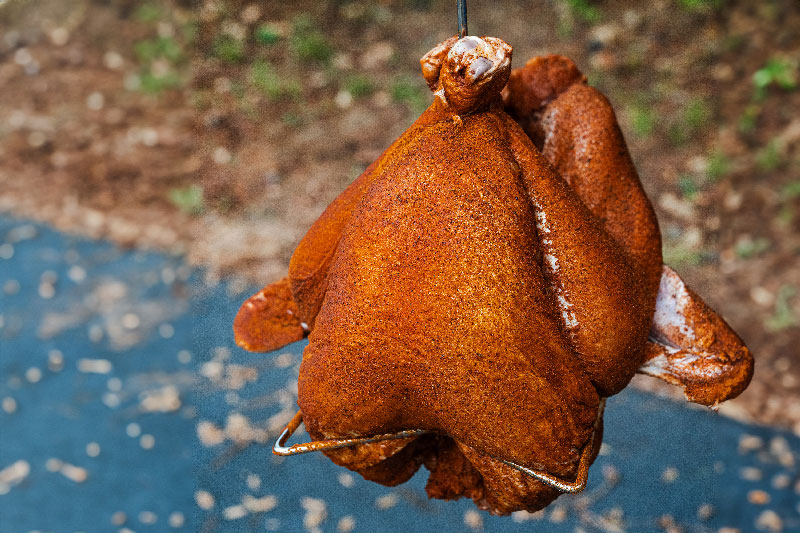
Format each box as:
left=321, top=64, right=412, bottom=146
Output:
left=1, top=0, right=798, bottom=432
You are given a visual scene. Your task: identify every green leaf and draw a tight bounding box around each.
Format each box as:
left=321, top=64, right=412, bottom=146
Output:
left=169, top=185, right=204, bottom=215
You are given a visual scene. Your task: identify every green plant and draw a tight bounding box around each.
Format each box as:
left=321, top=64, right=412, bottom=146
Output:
left=343, top=74, right=375, bottom=98
left=738, top=103, right=760, bottom=134
left=630, top=104, right=656, bottom=138
left=181, top=21, right=198, bottom=45
left=139, top=71, right=182, bottom=93
left=734, top=236, right=771, bottom=258
left=134, top=2, right=162, bottom=23
left=684, top=97, right=711, bottom=131
left=169, top=185, right=204, bottom=215
left=756, top=140, right=782, bottom=171
left=765, top=285, right=798, bottom=332
left=677, top=0, right=723, bottom=11
left=212, top=35, right=245, bottom=63
left=255, top=23, right=281, bottom=46
left=290, top=16, right=333, bottom=63
left=753, top=57, right=798, bottom=100
left=390, top=75, right=428, bottom=115
left=250, top=61, right=300, bottom=102
left=782, top=180, right=800, bottom=200
left=565, top=0, right=602, bottom=23
left=668, top=98, right=711, bottom=145
left=134, top=37, right=183, bottom=64
left=706, top=150, right=731, bottom=182
left=677, top=174, right=699, bottom=200
left=662, top=243, right=710, bottom=267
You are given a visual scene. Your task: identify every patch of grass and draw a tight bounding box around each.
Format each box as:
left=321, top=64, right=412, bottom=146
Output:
left=290, top=16, right=333, bottom=64
left=684, top=97, right=712, bottom=132
left=630, top=104, right=656, bottom=138
left=585, top=70, right=607, bottom=90
left=662, top=243, right=711, bottom=267
left=390, top=75, right=429, bottom=115
left=181, top=21, right=198, bottom=45
left=139, top=70, right=182, bottom=93
left=706, top=150, right=731, bottom=182
left=677, top=0, right=724, bottom=11
left=765, top=285, right=798, bottom=332
left=668, top=97, right=711, bottom=145
left=756, top=140, right=783, bottom=171
left=738, top=103, right=760, bottom=134
left=134, top=37, right=183, bottom=64
left=132, top=36, right=184, bottom=93
left=678, top=174, right=700, bottom=200
left=343, top=74, right=375, bottom=98
left=255, top=23, right=281, bottom=46
left=564, top=0, right=602, bottom=24
left=782, top=180, right=800, bottom=200
left=735, top=236, right=771, bottom=258
left=212, top=35, right=245, bottom=63
left=134, top=2, right=162, bottom=23
left=753, top=57, right=798, bottom=100
left=250, top=61, right=300, bottom=102
left=169, top=185, right=204, bottom=215
left=776, top=205, right=794, bottom=228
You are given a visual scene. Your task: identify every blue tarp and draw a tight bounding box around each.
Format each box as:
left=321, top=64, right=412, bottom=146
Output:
left=1, top=216, right=798, bottom=532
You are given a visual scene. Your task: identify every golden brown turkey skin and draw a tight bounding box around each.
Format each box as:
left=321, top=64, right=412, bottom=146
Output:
left=298, top=101, right=601, bottom=477
left=504, top=55, right=663, bottom=396
left=232, top=37, right=753, bottom=515
left=294, top=37, right=641, bottom=513
left=503, top=55, right=751, bottom=407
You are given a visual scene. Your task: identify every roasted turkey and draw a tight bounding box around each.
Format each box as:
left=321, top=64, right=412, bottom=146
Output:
left=233, top=35, right=753, bottom=515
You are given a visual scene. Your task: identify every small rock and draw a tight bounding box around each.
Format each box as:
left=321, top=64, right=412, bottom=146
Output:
left=223, top=504, right=247, bottom=520
left=661, top=467, right=679, bottom=483
left=375, top=493, right=397, bottom=510
left=464, top=509, right=483, bottom=531
left=755, top=509, right=783, bottom=532
left=242, top=494, right=276, bottom=513
left=1, top=397, right=17, bottom=414
left=138, top=511, right=157, bottom=525
left=301, top=497, right=327, bottom=530
left=337, top=516, right=356, bottom=533
left=195, top=490, right=215, bottom=510
left=740, top=467, right=763, bottom=481
left=168, top=511, right=184, bottom=528
left=697, top=503, right=714, bottom=521
left=111, top=511, right=127, bottom=526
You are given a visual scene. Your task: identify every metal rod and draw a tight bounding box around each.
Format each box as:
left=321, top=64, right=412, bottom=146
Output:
left=457, top=0, right=468, bottom=38
left=272, top=399, right=606, bottom=494
left=273, top=411, right=430, bottom=456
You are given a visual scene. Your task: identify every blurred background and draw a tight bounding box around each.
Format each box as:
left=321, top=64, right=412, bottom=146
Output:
left=1, top=0, right=799, bottom=531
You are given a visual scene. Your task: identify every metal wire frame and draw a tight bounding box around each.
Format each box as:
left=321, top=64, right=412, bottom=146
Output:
left=273, top=399, right=605, bottom=494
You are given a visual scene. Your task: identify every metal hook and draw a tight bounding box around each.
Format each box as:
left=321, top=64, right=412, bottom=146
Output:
left=274, top=411, right=430, bottom=455
left=457, top=0, right=468, bottom=38
left=272, top=399, right=605, bottom=494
